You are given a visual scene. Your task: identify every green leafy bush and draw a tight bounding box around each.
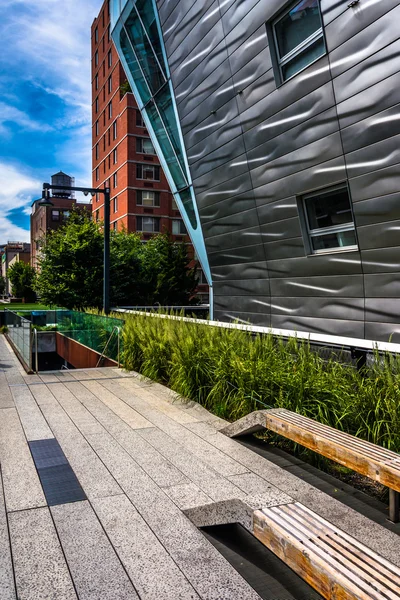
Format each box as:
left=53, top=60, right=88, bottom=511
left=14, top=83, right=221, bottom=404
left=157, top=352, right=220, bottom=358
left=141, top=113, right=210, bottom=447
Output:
left=122, top=312, right=400, bottom=452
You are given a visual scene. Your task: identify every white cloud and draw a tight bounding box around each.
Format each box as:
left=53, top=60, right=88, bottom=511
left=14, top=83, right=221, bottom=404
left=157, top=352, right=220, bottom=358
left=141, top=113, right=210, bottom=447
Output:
left=3, top=0, right=99, bottom=126
left=0, top=216, right=30, bottom=243
left=0, top=101, right=54, bottom=135
left=0, top=162, right=40, bottom=241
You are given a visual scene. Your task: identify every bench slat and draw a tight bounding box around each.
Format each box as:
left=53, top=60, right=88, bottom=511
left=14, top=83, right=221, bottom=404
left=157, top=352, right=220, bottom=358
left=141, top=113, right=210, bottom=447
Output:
left=254, top=503, right=400, bottom=600
left=269, top=410, right=398, bottom=462
left=264, top=412, right=400, bottom=492
left=269, top=505, right=399, bottom=595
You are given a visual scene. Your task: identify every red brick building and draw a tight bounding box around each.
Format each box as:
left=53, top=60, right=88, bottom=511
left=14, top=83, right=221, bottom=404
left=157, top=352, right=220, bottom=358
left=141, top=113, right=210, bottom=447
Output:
left=91, top=2, right=187, bottom=242
left=91, top=1, right=208, bottom=301
left=30, top=172, right=91, bottom=270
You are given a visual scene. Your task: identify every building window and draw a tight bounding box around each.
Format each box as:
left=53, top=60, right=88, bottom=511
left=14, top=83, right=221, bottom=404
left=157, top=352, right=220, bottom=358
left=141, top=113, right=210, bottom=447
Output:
left=108, top=102, right=112, bottom=119
left=113, top=197, right=118, bottom=213
left=172, top=219, right=187, bottom=235
left=136, top=137, right=156, bottom=154
left=136, top=164, right=160, bottom=180
left=95, top=50, right=98, bottom=66
left=271, top=0, right=325, bottom=83
left=95, top=120, right=99, bottom=136
left=103, top=135, right=106, bottom=151
left=113, top=221, right=117, bottom=231
left=96, top=210, right=99, bottom=222
left=103, top=160, right=106, bottom=173
left=95, top=143, right=99, bottom=159
left=113, top=121, right=117, bottom=139
left=172, top=197, right=179, bottom=211
left=95, top=98, right=98, bottom=113
left=136, top=216, right=160, bottom=232
left=136, top=190, right=160, bottom=207
left=108, top=50, right=112, bottom=68
left=95, top=27, right=98, bottom=43
left=136, top=110, right=145, bottom=127
left=107, top=25, right=111, bottom=42
left=95, top=167, right=99, bottom=181
left=95, top=75, right=98, bottom=90
left=113, top=148, right=117, bottom=164
left=108, top=76, right=112, bottom=94
left=113, top=172, right=118, bottom=188
left=300, top=184, right=356, bottom=254
left=108, top=129, right=111, bottom=146
left=51, top=210, right=60, bottom=222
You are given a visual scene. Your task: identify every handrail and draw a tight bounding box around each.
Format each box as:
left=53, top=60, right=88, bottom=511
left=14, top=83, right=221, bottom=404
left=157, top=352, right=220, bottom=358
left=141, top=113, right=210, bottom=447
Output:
left=96, top=326, right=121, bottom=368
left=114, top=308, right=400, bottom=356
left=30, top=328, right=39, bottom=373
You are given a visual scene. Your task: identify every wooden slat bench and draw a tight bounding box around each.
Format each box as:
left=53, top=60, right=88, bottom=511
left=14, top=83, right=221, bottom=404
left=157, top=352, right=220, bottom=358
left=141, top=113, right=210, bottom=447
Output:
left=253, top=501, right=400, bottom=600
left=221, top=408, right=400, bottom=522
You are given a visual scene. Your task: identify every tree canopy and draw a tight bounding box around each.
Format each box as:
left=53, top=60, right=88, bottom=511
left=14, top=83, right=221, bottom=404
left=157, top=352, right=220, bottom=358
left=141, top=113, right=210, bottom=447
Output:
left=7, top=261, right=36, bottom=300
left=35, top=210, right=199, bottom=309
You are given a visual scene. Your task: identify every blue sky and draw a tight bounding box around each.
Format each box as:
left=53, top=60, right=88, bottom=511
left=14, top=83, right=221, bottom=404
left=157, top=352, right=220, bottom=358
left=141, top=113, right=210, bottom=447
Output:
left=0, top=0, right=101, bottom=242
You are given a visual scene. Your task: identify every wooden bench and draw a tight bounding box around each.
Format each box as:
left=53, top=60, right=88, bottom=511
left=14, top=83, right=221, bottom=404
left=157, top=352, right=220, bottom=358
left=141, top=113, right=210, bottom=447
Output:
left=253, top=501, right=400, bottom=600
left=221, top=408, right=400, bottom=522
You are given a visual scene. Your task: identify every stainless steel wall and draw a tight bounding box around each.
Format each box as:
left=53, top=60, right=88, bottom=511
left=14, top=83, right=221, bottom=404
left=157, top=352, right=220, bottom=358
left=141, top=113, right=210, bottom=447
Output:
left=156, top=0, right=400, bottom=341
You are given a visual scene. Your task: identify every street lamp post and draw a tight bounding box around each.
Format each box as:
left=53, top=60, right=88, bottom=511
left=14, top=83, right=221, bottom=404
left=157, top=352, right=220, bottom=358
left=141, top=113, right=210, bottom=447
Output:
left=40, top=183, right=111, bottom=314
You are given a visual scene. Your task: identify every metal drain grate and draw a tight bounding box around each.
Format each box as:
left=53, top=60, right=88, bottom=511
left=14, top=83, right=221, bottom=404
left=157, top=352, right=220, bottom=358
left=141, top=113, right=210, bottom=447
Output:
left=29, top=439, right=87, bottom=506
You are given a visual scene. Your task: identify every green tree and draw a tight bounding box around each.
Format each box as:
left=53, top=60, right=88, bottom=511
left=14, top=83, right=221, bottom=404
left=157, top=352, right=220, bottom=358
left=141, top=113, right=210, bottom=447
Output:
left=141, top=233, right=199, bottom=306
left=7, top=262, right=36, bottom=301
left=0, top=275, right=5, bottom=296
left=36, top=210, right=103, bottom=309
left=36, top=211, right=198, bottom=309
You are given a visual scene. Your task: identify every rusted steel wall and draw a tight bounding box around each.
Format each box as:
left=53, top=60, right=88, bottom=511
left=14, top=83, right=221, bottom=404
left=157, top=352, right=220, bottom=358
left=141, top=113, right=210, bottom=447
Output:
left=56, top=332, right=117, bottom=369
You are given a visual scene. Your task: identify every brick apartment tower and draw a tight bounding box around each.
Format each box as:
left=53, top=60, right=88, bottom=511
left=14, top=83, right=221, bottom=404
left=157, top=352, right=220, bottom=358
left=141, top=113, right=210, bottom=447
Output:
left=91, top=1, right=194, bottom=246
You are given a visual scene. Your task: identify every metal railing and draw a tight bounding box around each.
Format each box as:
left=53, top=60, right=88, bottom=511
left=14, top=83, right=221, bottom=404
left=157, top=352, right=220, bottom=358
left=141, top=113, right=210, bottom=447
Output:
left=31, top=327, right=38, bottom=373
left=4, top=309, right=32, bottom=370
left=96, top=326, right=121, bottom=368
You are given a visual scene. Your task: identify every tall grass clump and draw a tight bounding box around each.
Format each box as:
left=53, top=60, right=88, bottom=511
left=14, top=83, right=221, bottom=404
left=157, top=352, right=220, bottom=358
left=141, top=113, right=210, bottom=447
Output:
left=121, top=312, right=400, bottom=452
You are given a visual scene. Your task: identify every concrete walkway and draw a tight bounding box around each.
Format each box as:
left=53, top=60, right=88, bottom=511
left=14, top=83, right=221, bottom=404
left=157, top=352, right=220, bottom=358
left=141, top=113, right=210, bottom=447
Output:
left=0, top=334, right=399, bottom=599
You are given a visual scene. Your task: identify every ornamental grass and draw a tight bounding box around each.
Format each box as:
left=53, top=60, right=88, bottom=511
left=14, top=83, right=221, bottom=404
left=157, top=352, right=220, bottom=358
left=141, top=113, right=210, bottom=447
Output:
left=121, top=312, right=400, bottom=452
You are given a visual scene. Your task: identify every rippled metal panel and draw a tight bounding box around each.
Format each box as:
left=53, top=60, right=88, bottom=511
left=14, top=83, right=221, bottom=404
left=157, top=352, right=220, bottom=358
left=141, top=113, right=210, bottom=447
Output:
left=151, top=0, right=400, bottom=339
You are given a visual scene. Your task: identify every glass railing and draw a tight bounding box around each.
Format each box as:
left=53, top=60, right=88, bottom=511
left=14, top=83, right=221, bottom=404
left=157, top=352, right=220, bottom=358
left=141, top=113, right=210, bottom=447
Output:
left=55, top=311, right=123, bottom=363
left=4, top=309, right=32, bottom=368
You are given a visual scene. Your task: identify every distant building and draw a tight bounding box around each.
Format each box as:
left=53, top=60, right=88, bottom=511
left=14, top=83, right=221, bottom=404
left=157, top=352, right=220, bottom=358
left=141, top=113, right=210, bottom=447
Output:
left=91, top=1, right=208, bottom=303
left=0, top=242, right=31, bottom=296
left=30, top=172, right=91, bottom=270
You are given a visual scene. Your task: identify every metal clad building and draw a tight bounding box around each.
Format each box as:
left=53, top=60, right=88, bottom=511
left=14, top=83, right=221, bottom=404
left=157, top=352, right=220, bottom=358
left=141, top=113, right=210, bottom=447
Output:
left=110, top=0, right=400, bottom=341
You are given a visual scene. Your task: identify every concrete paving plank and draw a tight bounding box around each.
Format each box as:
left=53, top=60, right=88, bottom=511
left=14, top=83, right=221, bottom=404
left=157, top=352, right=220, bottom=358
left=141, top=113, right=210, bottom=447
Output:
left=103, top=379, right=248, bottom=477
left=164, top=482, right=213, bottom=511
left=9, top=507, right=77, bottom=600
left=82, top=380, right=152, bottom=430
left=63, top=381, right=132, bottom=434
left=118, top=378, right=199, bottom=424
left=138, top=427, right=246, bottom=502
left=51, top=501, right=139, bottom=600
left=30, top=385, right=122, bottom=500
left=49, top=383, right=104, bottom=435
left=0, top=372, right=14, bottom=408
left=0, top=471, right=16, bottom=600
left=11, top=385, right=53, bottom=441
left=0, top=408, right=45, bottom=512
left=86, top=432, right=260, bottom=600
left=93, top=494, right=201, bottom=600
left=111, top=427, right=189, bottom=488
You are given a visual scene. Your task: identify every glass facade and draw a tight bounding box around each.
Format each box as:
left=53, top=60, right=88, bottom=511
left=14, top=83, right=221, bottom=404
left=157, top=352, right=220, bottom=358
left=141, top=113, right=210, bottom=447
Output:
left=110, top=0, right=212, bottom=295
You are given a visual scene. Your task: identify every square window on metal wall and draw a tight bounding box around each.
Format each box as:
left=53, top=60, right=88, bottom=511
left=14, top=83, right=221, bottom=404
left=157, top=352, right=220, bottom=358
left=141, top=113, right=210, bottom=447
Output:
left=269, top=0, right=326, bottom=83
left=299, top=184, right=357, bottom=254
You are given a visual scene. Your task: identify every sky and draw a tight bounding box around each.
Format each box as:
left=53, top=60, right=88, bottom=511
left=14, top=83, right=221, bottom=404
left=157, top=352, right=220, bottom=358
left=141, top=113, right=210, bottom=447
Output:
left=0, top=0, right=101, bottom=243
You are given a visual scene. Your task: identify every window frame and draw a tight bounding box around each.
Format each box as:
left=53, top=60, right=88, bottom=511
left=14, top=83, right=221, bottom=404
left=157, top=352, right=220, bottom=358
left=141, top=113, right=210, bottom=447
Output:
left=136, top=216, right=160, bottom=232
left=269, top=0, right=326, bottom=85
left=298, top=182, right=358, bottom=255
left=172, top=219, right=187, bottom=235
left=136, top=190, right=160, bottom=207
left=136, top=137, right=156, bottom=155
left=136, top=164, right=160, bottom=181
